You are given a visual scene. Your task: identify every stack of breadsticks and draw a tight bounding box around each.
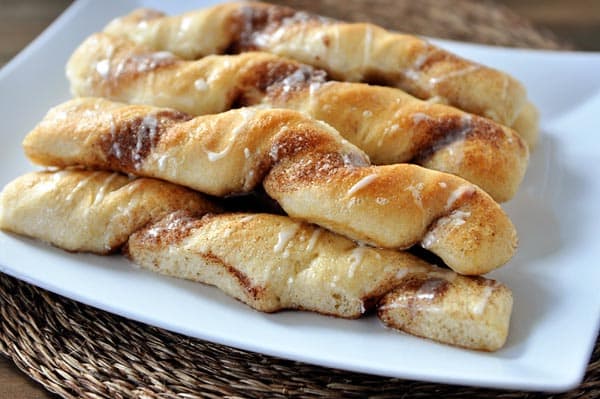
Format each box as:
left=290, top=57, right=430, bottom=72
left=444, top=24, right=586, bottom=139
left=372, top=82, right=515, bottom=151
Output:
left=0, top=1, right=538, bottom=351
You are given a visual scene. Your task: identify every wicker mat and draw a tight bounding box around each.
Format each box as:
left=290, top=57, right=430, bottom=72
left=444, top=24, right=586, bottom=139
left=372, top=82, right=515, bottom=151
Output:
left=1, top=274, right=599, bottom=398
left=0, top=0, right=594, bottom=398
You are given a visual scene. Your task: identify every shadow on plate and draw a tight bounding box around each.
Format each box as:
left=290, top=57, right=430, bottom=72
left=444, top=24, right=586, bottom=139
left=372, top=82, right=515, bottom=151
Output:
left=494, top=269, right=555, bottom=358
left=504, top=133, right=586, bottom=264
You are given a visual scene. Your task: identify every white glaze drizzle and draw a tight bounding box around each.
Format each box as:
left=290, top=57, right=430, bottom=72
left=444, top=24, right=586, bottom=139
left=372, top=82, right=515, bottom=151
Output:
left=447, top=210, right=471, bottom=226
left=107, top=113, right=123, bottom=160
left=132, top=114, right=158, bottom=166
left=445, top=185, right=475, bottom=211
left=415, top=278, right=446, bottom=300
left=346, top=174, right=377, bottom=197
left=471, top=282, right=497, bottom=315
left=359, top=300, right=367, bottom=314
left=281, top=68, right=307, bottom=92
left=32, top=171, right=66, bottom=195
left=404, top=182, right=425, bottom=207
left=273, top=224, right=300, bottom=253
left=146, top=212, right=197, bottom=239
left=206, top=108, right=256, bottom=161
left=347, top=245, right=367, bottom=278
left=421, top=229, right=437, bottom=250
left=194, top=78, right=208, bottom=91
left=388, top=124, right=400, bottom=134
left=134, top=51, right=175, bottom=73
left=412, top=112, right=433, bottom=124
left=243, top=169, right=256, bottom=191
left=156, top=154, right=169, bottom=172
left=177, top=16, right=192, bottom=38
left=426, top=96, right=448, bottom=104
left=395, top=267, right=409, bottom=280
left=342, top=150, right=369, bottom=167
left=83, top=109, right=96, bottom=118
left=428, top=65, right=482, bottom=88
left=461, top=113, right=473, bottom=124
left=65, top=171, right=101, bottom=202
left=53, top=110, right=68, bottom=121
left=91, top=173, right=120, bottom=205
left=239, top=215, right=256, bottom=223
left=96, top=59, right=110, bottom=79
left=405, top=51, right=430, bottom=81
left=422, top=209, right=471, bottom=250
left=222, top=227, right=233, bottom=238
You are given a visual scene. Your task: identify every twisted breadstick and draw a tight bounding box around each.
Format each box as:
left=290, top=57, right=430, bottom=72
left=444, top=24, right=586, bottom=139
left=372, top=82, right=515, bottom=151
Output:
left=67, top=33, right=529, bottom=202
left=128, top=210, right=513, bottom=351
left=0, top=169, right=216, bottom=253
left=103, top=2, right=527, bottom=128
left=0, top=170, right=513, bottom=350
left=23, top=98, right=517, bottom=275
left=378, top=274, right=512, bottom=351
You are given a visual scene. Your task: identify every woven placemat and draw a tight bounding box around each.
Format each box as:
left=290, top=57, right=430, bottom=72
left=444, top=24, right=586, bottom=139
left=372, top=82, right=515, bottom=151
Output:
left=269, top=0, right=572, bottom=50
left=0, top=0, right=592, bottom=398
left=1, top=274, right=598, bottom=398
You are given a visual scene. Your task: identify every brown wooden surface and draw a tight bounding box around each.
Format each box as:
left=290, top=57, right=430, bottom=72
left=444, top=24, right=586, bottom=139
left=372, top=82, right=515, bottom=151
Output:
left=0, top=0, right=597, bottom=398
left=0, top=359, right=57, bottom=399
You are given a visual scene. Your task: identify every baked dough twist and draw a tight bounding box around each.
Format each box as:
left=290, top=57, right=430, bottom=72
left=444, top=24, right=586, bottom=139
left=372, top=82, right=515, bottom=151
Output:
left=0, top=170, right=513, bottom=350
left=103, top=2, right=533, bottom=133
left=0, top=169, right=217, bottom=253
left=128, top=210, right=513, bottom=351
left=23, top=98, right=517, bottom=275
left=67, top=33, right=529, bottom=202
left=378, top=273, right=512, bottom=351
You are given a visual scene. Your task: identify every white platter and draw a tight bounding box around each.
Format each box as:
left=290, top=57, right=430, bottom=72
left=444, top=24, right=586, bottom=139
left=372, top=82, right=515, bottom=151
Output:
left=1, top=0, right=599, bottom=392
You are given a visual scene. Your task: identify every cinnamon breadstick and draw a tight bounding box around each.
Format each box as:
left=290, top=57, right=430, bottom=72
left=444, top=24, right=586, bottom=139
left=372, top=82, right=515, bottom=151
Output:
left=23, top=98, right=517, bottom=275
left=0, top=169, right=513, bottom=350
left=67, top=33, right=529, bottom=201
left=128, top=210, right=513, bottom=351
left=0, top=169, right=217, bottom=253
left=103, top=2, right=530, bottom=130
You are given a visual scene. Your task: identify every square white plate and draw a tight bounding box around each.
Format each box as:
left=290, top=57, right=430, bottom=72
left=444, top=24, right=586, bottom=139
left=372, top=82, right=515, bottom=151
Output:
left=1, top=0, right=599, bottom=392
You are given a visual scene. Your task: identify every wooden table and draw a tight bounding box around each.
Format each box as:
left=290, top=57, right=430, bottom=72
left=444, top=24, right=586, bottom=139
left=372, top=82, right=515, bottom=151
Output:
left=1, top=0, right=598, bottom=397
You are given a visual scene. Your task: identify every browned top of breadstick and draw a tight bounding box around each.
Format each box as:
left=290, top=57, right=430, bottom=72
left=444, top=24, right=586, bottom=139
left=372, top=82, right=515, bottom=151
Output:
left=104, top=2, right=528, bottom=127
left=67, top=33, right=529, bottom=202
left=23, top=98, right=517, bottom=275
left=0, top=168, right=514, bottom=351
left=0, top=169, right=217, bottom=253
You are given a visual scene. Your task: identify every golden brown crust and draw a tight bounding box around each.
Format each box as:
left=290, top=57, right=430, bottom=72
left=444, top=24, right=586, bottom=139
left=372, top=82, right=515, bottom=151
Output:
left=67, top=33, right=529, bottom=201
left=0, top=170, right=217, bottom=253
left=0, top=171, right=514, bottom=350
left=103, top=2, right=528, bottom=128
left=23, top=98, right=517, bottom=275
left=127, top=210, right=513, bottom=350
left=378, top=275, right=513, bottom=351
left=125, top=211, right=416, bottom=317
